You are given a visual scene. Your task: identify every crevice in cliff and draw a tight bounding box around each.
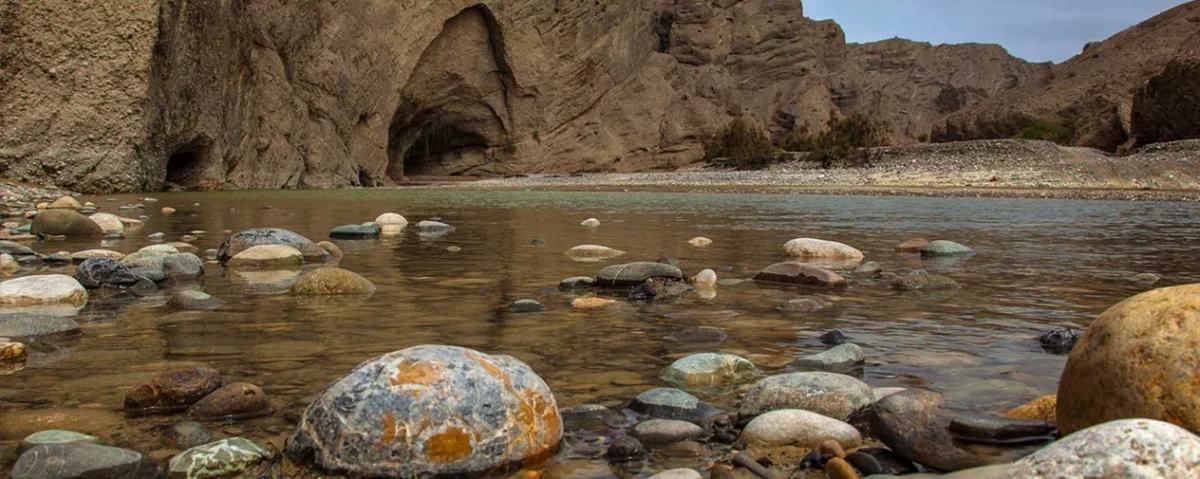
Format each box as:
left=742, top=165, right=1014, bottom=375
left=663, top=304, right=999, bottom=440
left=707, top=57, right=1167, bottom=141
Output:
left=164, top=137, right=214, bottom=190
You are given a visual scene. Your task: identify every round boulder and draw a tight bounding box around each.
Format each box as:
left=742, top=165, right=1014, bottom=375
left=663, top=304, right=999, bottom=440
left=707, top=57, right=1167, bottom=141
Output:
left=291, top=268, right=376, bottom=295
left=218, top=228, right=330, bottom=262
left=1058, top=284, right=1200, bottom=435
left=227, top=245, right=304, bottom=269
left=188, top=383, right=272, bottom=421
left=920, top=240, right=973, bottom=257
left=660, top=353, right=757, bottom=390
left=88, top=213, right=125, bottom=235
left=0, top=275, right=88, bottom=308
left=125, top=367, right=224, bottom=414
left=1011, top=419, right=1200, bottom=477
left=285, top=345, right=562, bottom=477
left=375, top=213, right=409, bottom=235
left=783, top=238, right=864, bottom=260
left=31, top=209, right=103, bottom=236
left=740, top=409, right=862, bottom=448
left=739, top=372, right=873, bottom=420
left=48, top=196, right=82, bottom=210
left=316, top=241, right=343, bottom=260
left=73, top=258, right=143, bottom=289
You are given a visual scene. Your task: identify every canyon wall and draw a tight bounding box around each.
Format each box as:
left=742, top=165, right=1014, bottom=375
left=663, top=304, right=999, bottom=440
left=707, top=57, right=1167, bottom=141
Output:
left=0, top=0, right=1074, bottom=192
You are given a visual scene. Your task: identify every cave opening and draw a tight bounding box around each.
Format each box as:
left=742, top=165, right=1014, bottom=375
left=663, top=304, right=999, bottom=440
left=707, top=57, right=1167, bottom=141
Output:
left=164, top=139, right=212, bottom=190
left=388, top=119, right=490, bottom=179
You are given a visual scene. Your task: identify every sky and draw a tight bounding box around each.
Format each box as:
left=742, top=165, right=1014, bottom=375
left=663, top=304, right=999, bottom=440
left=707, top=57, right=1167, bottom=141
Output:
left=803, top=0, right=1187, bottom=63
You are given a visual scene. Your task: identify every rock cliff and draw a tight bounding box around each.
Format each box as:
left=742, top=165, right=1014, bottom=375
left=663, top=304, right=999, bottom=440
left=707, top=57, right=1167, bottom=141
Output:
left=0, top=0, right=1134, bottom=192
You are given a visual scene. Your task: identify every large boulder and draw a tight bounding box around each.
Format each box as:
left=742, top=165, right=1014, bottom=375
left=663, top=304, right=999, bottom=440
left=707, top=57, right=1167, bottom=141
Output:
left=48, top=196, right=82, bottom=210
left=783, top=238, right=864, bottom=260
left=739, top=372, right=873, bottom=421
left=31, top=209, right=103, bottom=236
left=227, top=245, right=304, bottom=269
left=286, top=345, right=562, bottom=477
left=752, top=263, right=847, bottom=288
left=89, top=213, right=125, bottom=234
left=1058, top=284, right=1200, bottom=435
left=596, top=262, right=683, bottom=287
left=740, top=409, right=862, bottom=448
left=375, top=213, right=409, bottom=235
left=291, top=268, right=376, bottom=295
left=217, top=228, right=330, bottom=262
left=0, top=275, right=88, bottom=308
left=1012, top=419, right=1200, bottom=477
left=660, top=353, right=757, bottom=390
left=11, top=444, right=160, bottom=479
left=73, top=258, right=143, bottom=289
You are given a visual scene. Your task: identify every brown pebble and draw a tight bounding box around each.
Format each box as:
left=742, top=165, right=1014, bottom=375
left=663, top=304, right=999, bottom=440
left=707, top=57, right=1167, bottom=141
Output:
left=819, top=439, right=846, bottom=458
left=824, top=457, right=859, bottom=479
left=710, top=464, right=734, bottom=479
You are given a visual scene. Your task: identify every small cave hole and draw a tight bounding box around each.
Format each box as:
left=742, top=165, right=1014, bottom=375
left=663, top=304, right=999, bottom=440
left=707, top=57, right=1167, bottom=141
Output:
left=388, top=119, right=489, bottom=179
left=164, top=141, right=212, bottom=190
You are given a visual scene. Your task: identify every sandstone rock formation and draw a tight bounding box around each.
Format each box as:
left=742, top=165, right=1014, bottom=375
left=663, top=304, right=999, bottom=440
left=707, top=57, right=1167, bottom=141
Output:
left=1, top=0, right=1185, bottom=192
left=935, top=1, right=1200, bottom=151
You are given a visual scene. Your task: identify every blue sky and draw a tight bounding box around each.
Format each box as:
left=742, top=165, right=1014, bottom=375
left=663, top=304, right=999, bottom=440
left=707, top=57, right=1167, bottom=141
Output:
left=803, top=0, right=1187, bottom=63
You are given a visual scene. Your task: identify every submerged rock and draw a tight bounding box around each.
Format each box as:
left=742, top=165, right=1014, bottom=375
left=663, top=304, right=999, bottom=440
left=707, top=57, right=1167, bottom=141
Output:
left=20, top=430, right=100, bottom=452
left=187, top=383, right=271, bottom=421
left=559, top=276, right=596, bottom=289
left=509, top=299, right=548, bottom=313
left=597, top=262, right=683, bottom=287
left=604, top=436, right=646, bottom=461
left=571, top=297, right=617, bottom=310
left=870, top=390, right=987, bottom=472
left=1010, top=419, right=1200, bottom=477
left=166, top=291, right=225, bottom=312
left=1058, top=284, right=1200, bottom=435
left=164, top=422, right=212, bottom=449
left=580, top=218, right=601, bottom=227
left=566, top=245, right=626, bottom=260
left=661, top=353, right=757, bottom=390
left=291, top=268, right=376, bottom=295
left=0, top=241, right=36, bottom=257
left=1004, top=394, right=1057, bottom=423
left=168, top=438, right=270, bottom=479
left=416, top=220, right=455, bottom=235
left=316, top=241, right=343, bottom=260
left=920, top=240, right=974, bottom=257
left=739, top=372, right=873, bottom=421
left=740, top=409, right=861, bottom=448
left=894, top=238, right=930, bottom=253
left=31, top=209, right=103, bottom=236
left=330, top=224, right=381, bottom=239
left=218, top=228, right=330, bottom=262
left=286, top=345, right=561, bottom=478
left=890, top=274, right=960, bottom=291
left=948, top=415, right=1057, bottom=444
left=753, top=263, right=847, bottom=288
left=793, top=343, right=865, bottom=373
left=11, top=444, right=160, bottom=479
left=852, top=261, right=882, bottom=276
left=783, top=238, right=864, bottom=260
left=666, top=327, right=728, bottom=344
left=125, top=367, right=224, bottom=414
left=630, top=388, right=700, bottom=420
left=0, top=314, right=81, bottom=340
left=688, top=237, right=713, bottom=247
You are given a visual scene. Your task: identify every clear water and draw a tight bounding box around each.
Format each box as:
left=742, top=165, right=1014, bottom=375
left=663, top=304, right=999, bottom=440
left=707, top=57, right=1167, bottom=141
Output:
left=2, top=189, right=1198, bottom=475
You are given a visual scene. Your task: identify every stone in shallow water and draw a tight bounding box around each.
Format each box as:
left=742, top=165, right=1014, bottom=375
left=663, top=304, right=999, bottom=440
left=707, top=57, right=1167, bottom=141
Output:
left=509, top=299, right=548, bottom=313
left=870, top=390, right=987, bottom=472
left=31, top=209, right=103, bottom=236
left=1037, top=328, right=1080, bottom=355
left=125, top=367, right=224, bottom=414
left=20, top=430, right=99, bottom=452
left=630, top=387, right=699, bottom=420
left=753, top=263, right=847, bottom=288
left=920, top=240, right=973, bottom=257
left=852, top=261, right=882, bottom=276
left=605, top=436, right=646, bottom=461
left=666, top=327, right=727, bottom=344
left=167, top=437, right=270, bottom=479
left=0, top=275, right=88, bottom=308
left=739, top=372, right=873, bottom=421
left=167, top=291, right=225, bottom=312
left=0, top=240, right=36, bottom=257
left=1004, top=394, right=1057, bottom=423
left=740, top=409, right=862, bottom=448
left=0, top=314, right=80, bottom=341
left=948, top=415, right=1056, bottom=444
left=597, top=262, right=683, bottom=287
left=187, top=383, right=271, bottom=421
left=890, top=274, right=960, bottom=291
left=559, top=276, right=596, bottom=289
left=646, top=469, right=700, bottom=479
left=631, top=419, right=704, bottom=446
left=580, top=218, right=601, bottom=227
left=793, top=343, right=865, bottom=373
left=286, top=345, right=561, bottom=478
left=895, top=238, right=930, bottom=253
left=165, top=422, right=212, bottom=449
left=291, top=268, right=376, bottom=295
left=73, top=258, right=143, bottom=289
left=416, top=220, right=455, bottom=234
left=217, top=228, right=330, bottom=262
left=566, top=245, right=625, bottom=260
left=783, top=238, right=864, bottom=260
left=560, top=404, right=621, bottom=430
left=329, top=224, right=381, bottom=239
left=660, top=353, right=756, bottom=390
left=11, top=444, right=160, bottom=479
left=226, top=244, right=304, bottom=269
left=1, top=341, right=26, bottom=361
left=571, top=297, right=617, bottom=309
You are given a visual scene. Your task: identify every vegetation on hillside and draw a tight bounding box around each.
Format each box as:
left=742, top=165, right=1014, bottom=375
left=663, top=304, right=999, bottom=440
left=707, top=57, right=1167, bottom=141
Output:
left=702, top=118, right=776, bottom=169
left=784, top=113, right=885, bottom=168
left=1013, top=119, right=1076, bottom=144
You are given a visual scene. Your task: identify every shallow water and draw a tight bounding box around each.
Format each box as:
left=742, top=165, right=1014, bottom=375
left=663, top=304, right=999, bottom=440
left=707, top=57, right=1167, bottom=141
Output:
left=2, top=189, right=1199, bottom=475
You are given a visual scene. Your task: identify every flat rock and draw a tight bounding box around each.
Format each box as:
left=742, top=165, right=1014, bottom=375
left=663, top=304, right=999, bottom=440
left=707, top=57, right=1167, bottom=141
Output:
left=125, top=367, right=224, bottom=414
left=597, top=262, right=683, bottom=287
left=187, top=383, right=271, bottom=421
left=0, top=275, right=87, bottom=308
left=630, top=388, right=700, bottom=420
left=631, top=419, right=704, bottom=446
left=168, top=437, right=270, bottom=479
left=740, top=409, right=862, bottom=448
left=920, top=240, right=973, bottom=257
left=753, top=262, right=847, bottom=288
left=285, top=345, right=561, bottom=477
left=793, top=343, right=866, bottom=373
left=1010, top=419, right=1200, bottom=477
left=0, top=314, right=81, bottom=341
left=660, top=353, right=757, bottom=390
left=739, top=372, right=874, bottom=421
left=870, top=390, right=988, bottom=472
left=227, top=244, right=304, bottom=269
left=291, top=268, right=376, bottom=295
left=647, top=469, right=700, bottom=479
left=559, top=276, right=596, bottom=289
left=330, top=224, right=381, bottom=239
left=571, top=297, right=617, bottom=309
left=891, top=274, right=960, bottom=291
left=0, top=240, right=36, bottom=257
left=784, top=238, right=865, bottom=260
left=566, top=245, right=626, bottom=260
left=167, top=291, right=225, bottom=311
left=12, top=444, right=160, bottom=479
left=509, top=299, right=548, bottom=313
left=20, top=430, right=99, bottom=452
left=218, top=228, right=329, bottom=262
left=416, top=220, right=455, bottom=233
left=948, top=415, right=1057, bottom=443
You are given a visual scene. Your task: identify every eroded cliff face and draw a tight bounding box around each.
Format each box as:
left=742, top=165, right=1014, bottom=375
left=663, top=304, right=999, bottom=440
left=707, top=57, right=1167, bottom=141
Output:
left=1, top=0, right=1045, bottom=192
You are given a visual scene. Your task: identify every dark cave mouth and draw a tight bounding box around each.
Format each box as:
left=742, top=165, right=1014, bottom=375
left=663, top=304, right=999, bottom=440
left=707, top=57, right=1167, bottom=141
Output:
left=164, top=140, right=213, bottom=190
left=389, top=121, right=492, bottom=178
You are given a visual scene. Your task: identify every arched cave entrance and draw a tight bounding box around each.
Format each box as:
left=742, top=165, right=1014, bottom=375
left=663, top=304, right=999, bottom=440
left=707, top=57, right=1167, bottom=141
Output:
left=385, top=4, right=517, bottom=180
left=164, top=138, right=213, bottom=190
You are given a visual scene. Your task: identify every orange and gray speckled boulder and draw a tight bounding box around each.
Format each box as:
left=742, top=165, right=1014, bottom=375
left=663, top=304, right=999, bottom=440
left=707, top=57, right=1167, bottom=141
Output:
left=287, top=345, right=562, bottom=477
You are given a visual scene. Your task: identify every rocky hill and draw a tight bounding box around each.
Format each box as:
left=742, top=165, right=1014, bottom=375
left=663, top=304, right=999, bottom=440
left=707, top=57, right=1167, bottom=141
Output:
left=0, top=0, right=1189, bottom=192
left=935, top=1, right=1200, bottom=151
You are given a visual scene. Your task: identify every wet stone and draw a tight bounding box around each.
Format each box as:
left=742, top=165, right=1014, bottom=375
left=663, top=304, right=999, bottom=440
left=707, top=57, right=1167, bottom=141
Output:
left=20, top=430, right=99, bottom=452
left=891, top=274, right=960, bottom=291
left=73, top=258, right=143, bottom=289
left=870, top=390, right=987, bottom=472
left=604, top=436, right=646, bottom=461
left=647, top=469, right=701, bottom=479
left=948, top=415, right=1057, bottom=444
left=329, top=224, right=381, bottom=240
left=167, top=437, right=270, bottom=479
left=631, top=419, right=704, bottom=446
left=781, top=297, right=826, bottom=313
left=509, top=299, right=548, bottom=313
left=0, top=241, right=35, bottom=257
left=793, top=343, right=866, bottom=373
left=0, top=314, right=81, bottom=341
left=631, top=388, right=700, bottom=420
left=11, top=444, right=160, bottom=479
left=820, top=330, right=847, bottom=346
left=560, top=404, right=621, bottom=430
left=164, top=422, right=212, bottom=449
left=187, top=383, right=271, bottom=421
left=666, top=327, right=728, bottom=344
left=559, top=277, right=597, bottom=290
left=217, top=228, right=330, bottom=262
left=753, top=263, right=847, bottom=288
left=597, top=262, right=683, bottom=287
left=660, top=353, right=757, bottom=390
left=739, top=409, right=862, bottom=449
left=920, top=240, right=973, bottom=257
left=291, top=268, right=376, bottom=295
left=125, top=367, right=224, bottom=414
left=739, top=372, right=874, bottom=421
left=853, top=261, right=883, bottom=276
left=1037, top=328, right=1080, bottom=355
left=167, top=291, right=225, bottom=312
left=845, top=451, right=884, bottom=475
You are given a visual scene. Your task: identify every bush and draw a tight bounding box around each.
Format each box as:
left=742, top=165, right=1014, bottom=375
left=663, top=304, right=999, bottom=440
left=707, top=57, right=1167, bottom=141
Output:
left=783, top=113, right=884, bottom=168
left=1014, top=120, right=1075, bottom=144
left=703, top=118, right=776, bottom=169
left=917, top=133, right=929, bottom=143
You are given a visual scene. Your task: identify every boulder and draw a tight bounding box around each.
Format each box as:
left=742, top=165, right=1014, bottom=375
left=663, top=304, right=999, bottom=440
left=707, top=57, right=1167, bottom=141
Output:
left=31, top=209, right=103, bottom=236
left=920, top=240, right=973, bottom=257
left=692, top=269, right=718, bottom=288
left=48, top=196, right=82, bottom=210
left=891, top=274, right=960, bottom=291
left=375, top=213, right=409, bottom=228
left=660, top=353, right=757, bottom=390
left=630, top=388, right=699, bottom=420
left=123, top=244, right=179, bottom=266
left=752, top=263, right=847, bottom=288
left=226, top=245, right=304, bottom=269
left=20, top=430, right=100, bottom=452
left=291, top=268, right=376, bottom=295
left=783, top=238, right=865, bottom=260
left=895, top=238, right=930, bottom=253
left=1011, top=419, right=1200, bottom=477
left=73, top=258, right=143, bottom=289
left=0, top=240, right=36, bottom=257
left=0, top=314, right=81, bottom=340
left=316, top=241, right=343, bottom=260
left=631, top=419, right=704, bottom=446
left=218, top=228, right=330, bottom=262
left=125, top=367, right=224, bottom=414
left=167, top=290, right=225, bottom=311
left=285, top=345, right=561, bottom=477
left=739, top=409, right=862, bottom=448
left=168, top=438, right=271, bottom=479
left=330, top=224, right=381, bottom=239
left=793, top=343, right=866, bottom=373
left=739, top=372, right=873, bottom=420
left=1058, top=284, right=1200, bottom=434
left=187, top=383, right=271, bottom=421
left=597, top=262, right=683, bottom=287
left=870, top=390, right=987, bottom=472
left=566, top=245, right=626, bottom=260
left=0, top=275, right=87, bottom=308
left=580, top=218, right=601, bottom=227
left=89, top=213, right=125, bottom=234
left=11, top=444, right=160, bottom=479
left=162, top=254, right=205, bottom=280
left=1004, top=394, right=1057, bottom=423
